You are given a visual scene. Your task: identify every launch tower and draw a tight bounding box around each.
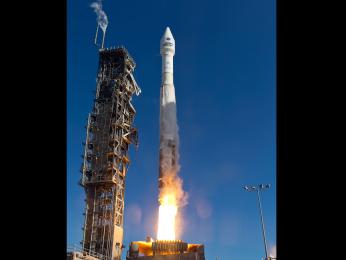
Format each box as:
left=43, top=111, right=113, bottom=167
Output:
left=80, top=47, right=141, bottom=260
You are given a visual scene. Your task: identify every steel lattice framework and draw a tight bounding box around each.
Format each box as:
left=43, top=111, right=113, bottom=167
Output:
left=80, top=47, right=141, bottom=260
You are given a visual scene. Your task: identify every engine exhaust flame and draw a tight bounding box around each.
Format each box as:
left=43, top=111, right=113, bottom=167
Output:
left=157, top=194, right=177, bottom=240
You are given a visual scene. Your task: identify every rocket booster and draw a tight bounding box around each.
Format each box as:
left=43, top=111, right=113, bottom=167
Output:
left=159, top=27, right=178, bottom=188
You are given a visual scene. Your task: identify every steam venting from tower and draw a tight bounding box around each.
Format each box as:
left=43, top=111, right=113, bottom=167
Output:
left=90, top=0, right=108, bottom=48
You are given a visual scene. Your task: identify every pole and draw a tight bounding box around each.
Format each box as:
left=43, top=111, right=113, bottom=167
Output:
left=256, top=189, right=269, bottom=260
left=101, top=29, right=106, bottom=49
left=94, top=24, right=99, bottom=46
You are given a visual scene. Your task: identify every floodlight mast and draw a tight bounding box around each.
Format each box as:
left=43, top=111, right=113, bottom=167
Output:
left=244, top=184, right=271, bottom=260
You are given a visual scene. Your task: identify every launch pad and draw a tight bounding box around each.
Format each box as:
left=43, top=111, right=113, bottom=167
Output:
left=126, top=240, right=205, bottom=260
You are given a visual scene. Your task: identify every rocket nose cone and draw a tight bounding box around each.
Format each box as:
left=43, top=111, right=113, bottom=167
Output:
left=163, top=27, right=173, bottom=39
left=160, top=27, right=175, bottom=55
left=161, top=27, right=175, bottom=44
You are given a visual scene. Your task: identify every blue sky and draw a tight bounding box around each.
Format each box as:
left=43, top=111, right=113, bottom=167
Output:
left=67, top=0, right=276, bottom=259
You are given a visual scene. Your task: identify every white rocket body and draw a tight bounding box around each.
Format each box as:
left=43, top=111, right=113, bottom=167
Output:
left=160, top=27, right=175, bottom=87
left=159, top=27, right=179, bottom=187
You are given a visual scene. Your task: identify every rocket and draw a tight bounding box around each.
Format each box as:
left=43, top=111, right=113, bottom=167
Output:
left=159, top=27, right=179, bottom=189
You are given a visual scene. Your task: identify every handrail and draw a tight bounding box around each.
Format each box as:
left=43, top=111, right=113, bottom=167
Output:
left=67, top=244, right=106, bottom=259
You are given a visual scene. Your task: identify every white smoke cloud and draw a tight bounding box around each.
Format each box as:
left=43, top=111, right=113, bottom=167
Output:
left=90, top=0, right=108, bottom=33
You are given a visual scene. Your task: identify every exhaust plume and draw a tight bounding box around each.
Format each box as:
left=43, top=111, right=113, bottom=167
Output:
left=157, top=102, right=188, bottom=240
left=158, top=124, right=187, bottom=208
